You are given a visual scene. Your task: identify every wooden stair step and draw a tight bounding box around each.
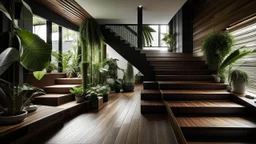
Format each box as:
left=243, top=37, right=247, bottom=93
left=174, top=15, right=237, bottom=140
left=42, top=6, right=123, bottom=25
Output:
left=141, top=90, right=162, bottom=100
left=167, top=100, right=247, bottom=116
left=158, top=81, right=227, bottom=90
left=154, top=69, right=213, bottom=75
left=177, top=116, right=256, bottom=142
left=34, top=94, right=74, bottom=106
left=147, top=57, right=204, bottom=62
left=44, top=85, right=80, bottom=93
left=57, top=101, right=89, bottom=119
left=156, top=75, right=214, bottom=81
left=141, top=100, right=165, bottom=114
left=55, top=78, right=82, bottom=84
left=161, top=90, right=232, bottom=100
left=143, top=81, right=159, bottom=90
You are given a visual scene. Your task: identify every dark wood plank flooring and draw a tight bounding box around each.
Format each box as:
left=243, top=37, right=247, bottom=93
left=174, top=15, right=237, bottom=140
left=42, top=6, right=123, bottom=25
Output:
left=39, top=85, right=177, bottom=144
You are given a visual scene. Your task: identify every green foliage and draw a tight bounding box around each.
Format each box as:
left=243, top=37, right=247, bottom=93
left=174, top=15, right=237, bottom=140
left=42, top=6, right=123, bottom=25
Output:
left=124, top=63, right=134, bottom=84
left=135, top=72, right=143, bottom=84
left=162, top=33, right=177, bottom=52
left=101, top=58, right=122, bottom=79
left=70, top=86, right=84, bottom=97
left=228, top=69, right=249, bottom=85
left=0, top=79, right=45, bottom=116
left=203, top=32, right=233, bottom=70
left=0, top=47, right=19, bottom=76
left=33, top=71, right=46, bottom=80
left=142, top=25, right=156, bottom=46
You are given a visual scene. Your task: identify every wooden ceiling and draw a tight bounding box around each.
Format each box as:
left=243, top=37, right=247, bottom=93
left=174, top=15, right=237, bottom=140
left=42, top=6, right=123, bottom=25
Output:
left=35, top=0, right=93, bottom=26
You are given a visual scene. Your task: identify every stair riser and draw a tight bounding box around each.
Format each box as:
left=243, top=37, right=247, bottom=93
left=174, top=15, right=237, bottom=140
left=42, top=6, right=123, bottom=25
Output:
left=141, top=105, right=166, bottom=114
left=143, top=82, right=159, bottom=90
left=172, top=107, right=247, bottom=116
left=182, top=128, right=256, bottom=142
left=44, top=88, right=71, bottom=94
left=141, top=94, right=162, bottom=100
left=147, top=58, right=203, bottom=62
left=160, top=84, right=227, bottom=90
left=34, top=95, right=74, bottom=106
left=150, top=61, right=206, bottom=65
left=163, top=94, right=231, bottom=101
left=55, top=79, right=82, bottom=85
left=155, top=71, right=213, bottom=75
left=156, top=76, right=214, bottom=81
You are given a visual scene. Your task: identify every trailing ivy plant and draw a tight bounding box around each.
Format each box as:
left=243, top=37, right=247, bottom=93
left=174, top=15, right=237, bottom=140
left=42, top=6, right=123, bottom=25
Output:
left=0, top=0, right=51, bottom=116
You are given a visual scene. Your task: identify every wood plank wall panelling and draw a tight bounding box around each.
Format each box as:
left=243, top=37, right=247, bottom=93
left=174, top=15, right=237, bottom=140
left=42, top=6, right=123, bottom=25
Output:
left=35, top=0, right=93, bottom=26
left=193, top=0, right=256, bottom=56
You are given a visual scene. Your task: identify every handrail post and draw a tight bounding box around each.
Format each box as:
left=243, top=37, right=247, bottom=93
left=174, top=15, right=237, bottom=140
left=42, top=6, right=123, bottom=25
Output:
left=137, top=5, right=143, bottom=49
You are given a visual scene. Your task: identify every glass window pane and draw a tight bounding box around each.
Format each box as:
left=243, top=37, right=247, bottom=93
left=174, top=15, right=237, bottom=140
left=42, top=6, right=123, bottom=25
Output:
left=52, top=23, right=59, bottom=66
left=149, top=25, right=159, bottom=47
left=33, top=15, right=46, bottom=42
left=160, top=25, right=169, bottom=47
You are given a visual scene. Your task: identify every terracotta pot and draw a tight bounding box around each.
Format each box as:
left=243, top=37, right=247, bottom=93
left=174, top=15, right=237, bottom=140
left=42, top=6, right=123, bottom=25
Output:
left=0, top=110, right=27, bottom=125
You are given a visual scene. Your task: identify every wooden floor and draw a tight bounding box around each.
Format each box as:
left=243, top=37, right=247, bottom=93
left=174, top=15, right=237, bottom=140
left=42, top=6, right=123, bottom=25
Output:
left=38, top=85, right=178, bottom=144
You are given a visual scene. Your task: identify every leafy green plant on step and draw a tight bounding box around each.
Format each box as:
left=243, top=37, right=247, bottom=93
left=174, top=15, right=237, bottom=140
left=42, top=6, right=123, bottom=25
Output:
left=70, top=86, right=84, bottom=97
left=0, top=79, right=45, bottom=116
left=162, top=33, right=177, bottom=52
left=202, top=32, right=233, bottom=71
left=0, top=0, right=51, bottom=118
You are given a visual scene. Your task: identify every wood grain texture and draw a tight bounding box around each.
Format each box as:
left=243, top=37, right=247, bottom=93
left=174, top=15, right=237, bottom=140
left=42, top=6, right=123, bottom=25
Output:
left=35, top=0, right=93, bottom=26
left=193, top=0, right=256, bottom=56
left=37, top=85, right=178, bottom=144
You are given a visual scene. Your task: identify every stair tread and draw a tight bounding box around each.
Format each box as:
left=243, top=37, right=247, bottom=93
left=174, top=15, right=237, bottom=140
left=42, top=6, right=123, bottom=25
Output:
left=154, top=69, right=211, bottom=71
left=167, top=100, right=244, bottom=107
left=141, top=100, right=165, bottom=106
left=141, top=90, right=161, bottom=94
left=44, top=84, right=80, bottom=88
left=158, top=81, right=225, bottom=85
left=35, top=94, right=72, bottom=98
left=57, top=100, right=88, bottom=109
left=177, top=116, right=256, bottom=128
left=161, top=89, right=229, bottom=94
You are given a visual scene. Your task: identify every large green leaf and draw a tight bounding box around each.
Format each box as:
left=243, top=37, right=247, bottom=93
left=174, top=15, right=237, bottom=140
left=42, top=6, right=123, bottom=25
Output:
left=0, top=48, right=20, bottom=76
left=33, top=71, right=46, bottom=80
left=17, top=29, right=52, bottom=71
left=220, top=47, right=256, bottom=70
left=0, top=1, right=11, bottom=20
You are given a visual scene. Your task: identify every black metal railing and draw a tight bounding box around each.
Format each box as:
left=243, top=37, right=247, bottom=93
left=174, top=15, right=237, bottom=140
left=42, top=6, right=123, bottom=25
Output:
left=105, top=25, right=138, bottom=48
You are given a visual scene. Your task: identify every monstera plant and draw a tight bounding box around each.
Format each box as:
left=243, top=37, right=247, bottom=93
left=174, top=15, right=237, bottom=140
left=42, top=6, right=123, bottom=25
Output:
left=0, top=0, right=51, bottom=124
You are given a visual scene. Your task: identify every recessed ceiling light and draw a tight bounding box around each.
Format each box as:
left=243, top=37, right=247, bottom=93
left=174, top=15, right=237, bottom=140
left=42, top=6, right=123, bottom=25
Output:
left=138, top=5, right=143, bottom=8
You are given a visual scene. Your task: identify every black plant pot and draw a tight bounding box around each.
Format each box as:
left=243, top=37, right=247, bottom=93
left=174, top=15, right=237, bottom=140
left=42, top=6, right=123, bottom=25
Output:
left=122, top=84, right=134, bottom=92
left=103, top=94, right=108, bottom=102
left=90, top=97, right=99, bottom=108
left=115, top=88, right=121, bottom=93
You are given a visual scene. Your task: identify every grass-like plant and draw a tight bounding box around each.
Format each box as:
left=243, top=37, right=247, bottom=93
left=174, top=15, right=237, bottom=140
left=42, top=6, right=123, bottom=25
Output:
left=228, top=69, right=249, bottom=85
left=124, top=63, right=134, bottom=84
left=203, top=32, right=233, bottom=70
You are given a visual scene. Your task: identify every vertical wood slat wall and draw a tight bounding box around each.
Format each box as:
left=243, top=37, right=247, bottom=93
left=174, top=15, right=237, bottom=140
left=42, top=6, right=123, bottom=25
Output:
left=193, top=0, right=256, bottom=56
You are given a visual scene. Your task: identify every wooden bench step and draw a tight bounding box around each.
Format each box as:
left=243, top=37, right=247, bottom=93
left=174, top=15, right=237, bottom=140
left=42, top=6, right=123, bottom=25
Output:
left=55, top=78, right=82, bottom=84
left=177, top=116, right=256, bottom=142
left=141, top=100, right=165, bottom=114
left=34, top=94, right=74, bottom=106
left=158, top=81, right=227, bottom=90
left=156, top=75, right=214, bottom=81
left=167, top=100, right=247, bottom=116
left=44, top=85, right=80, bottom=93
left=154, top=70, right=213, bottom=75
left=147, top=57, right=204, bottom=62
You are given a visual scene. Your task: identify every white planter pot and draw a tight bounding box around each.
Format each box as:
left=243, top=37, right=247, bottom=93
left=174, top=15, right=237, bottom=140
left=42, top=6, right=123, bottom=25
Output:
left=232, top=82, right=246, bottom=94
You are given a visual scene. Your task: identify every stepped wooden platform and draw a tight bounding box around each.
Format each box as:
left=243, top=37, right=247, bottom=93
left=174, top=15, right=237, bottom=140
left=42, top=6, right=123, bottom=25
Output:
left=140, top=51, right=256, bottom=143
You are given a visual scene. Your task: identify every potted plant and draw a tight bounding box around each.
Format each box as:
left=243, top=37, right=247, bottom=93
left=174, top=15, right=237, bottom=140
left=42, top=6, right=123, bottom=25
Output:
left=123, top=63, right=135, bottom=92
left=228, top=69, right=248, bottom=94
left=0, top=79, right=45, bottom=124
left=70, top=86, right=85, bottom=103
left=86, top=86, right=103, bottom=109
left=114, top=79, right=122, bottom=93
left=97, top=85, right=110, bottom=102
left=45, top=62, right=56, bottom=73
left=162, top=33, right=177, bottom=52
left=0, top=1, right=51, bottom=124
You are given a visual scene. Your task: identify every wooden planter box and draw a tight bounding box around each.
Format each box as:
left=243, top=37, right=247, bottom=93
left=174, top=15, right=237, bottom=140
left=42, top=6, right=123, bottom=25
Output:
left=90, top=97, right=103, bottom=110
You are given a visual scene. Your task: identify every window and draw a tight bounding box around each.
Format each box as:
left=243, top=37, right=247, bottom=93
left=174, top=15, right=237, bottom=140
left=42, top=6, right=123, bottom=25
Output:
left=160, top=25, right=169, bottom=46
left=145, top=25, right=169, bottom=47
left=33, top=15, right=46, bottom=41
left=229, top=22, right=256, bottom=91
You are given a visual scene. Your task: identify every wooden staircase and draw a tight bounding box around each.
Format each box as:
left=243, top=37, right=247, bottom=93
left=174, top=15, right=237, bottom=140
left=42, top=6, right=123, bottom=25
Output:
left=140, top=50, right=256, bottom=143
left=33, top=75, right=84, bottom=107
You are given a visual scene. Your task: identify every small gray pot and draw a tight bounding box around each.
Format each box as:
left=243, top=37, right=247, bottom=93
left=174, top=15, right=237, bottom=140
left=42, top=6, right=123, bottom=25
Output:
left=0, top=110, right=27, bottom=125
left=75, top=96, right=85, bottom=103
left=232, top=82, right=246, bottom=94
